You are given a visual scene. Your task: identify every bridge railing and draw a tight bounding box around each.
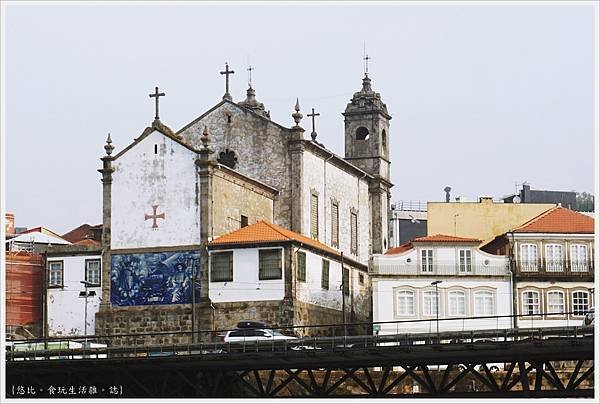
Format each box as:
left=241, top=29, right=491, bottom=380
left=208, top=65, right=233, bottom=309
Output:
left=4, top=311, right=594, bottom=362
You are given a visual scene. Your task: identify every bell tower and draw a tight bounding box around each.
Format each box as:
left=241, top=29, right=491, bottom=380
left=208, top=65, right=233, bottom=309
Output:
left=343, top=74, right=391, bottom=179
left=343, top=73, right=393, bottom=254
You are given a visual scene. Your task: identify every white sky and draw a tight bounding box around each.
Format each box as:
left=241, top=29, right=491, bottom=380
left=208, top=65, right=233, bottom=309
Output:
left=2, top=2, right=597, bottom=234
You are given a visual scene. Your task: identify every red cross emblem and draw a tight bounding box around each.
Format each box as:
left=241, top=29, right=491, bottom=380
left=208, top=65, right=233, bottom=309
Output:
left=144, top=205, right=165, bottom=230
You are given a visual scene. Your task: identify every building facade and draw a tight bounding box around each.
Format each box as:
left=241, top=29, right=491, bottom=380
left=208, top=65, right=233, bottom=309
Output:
left=483, top=206, right=595, bottom=328
left=372, top=235, right=512, bottom=335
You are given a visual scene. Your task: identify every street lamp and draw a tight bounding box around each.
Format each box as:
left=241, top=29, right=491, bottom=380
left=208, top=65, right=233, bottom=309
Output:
left=431, top=281, right=442, bottom=343
left=79, top=280, right=96, bottom=347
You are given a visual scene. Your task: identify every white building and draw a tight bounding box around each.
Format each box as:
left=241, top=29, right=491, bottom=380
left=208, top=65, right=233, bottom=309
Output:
left=208, top=220, right=370, bottom=334
left=372, top=234, right=512, bottom=335
left=44, top=242, right=102, bottom=337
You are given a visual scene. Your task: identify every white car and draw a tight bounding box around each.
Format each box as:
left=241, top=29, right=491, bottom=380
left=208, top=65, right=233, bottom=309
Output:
left=223, top=328, right=297, bottom=343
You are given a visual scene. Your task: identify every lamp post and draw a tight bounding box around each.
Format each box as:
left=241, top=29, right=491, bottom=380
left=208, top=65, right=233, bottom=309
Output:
left=79, top=280, right=95, bottom=348
left=431, top=280, right=442, bottom=343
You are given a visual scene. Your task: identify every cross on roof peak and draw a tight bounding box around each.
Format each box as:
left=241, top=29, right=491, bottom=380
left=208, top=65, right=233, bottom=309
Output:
left=220, top=62, right=235, bottom=101
left=148, top=86, right=165, bottom=121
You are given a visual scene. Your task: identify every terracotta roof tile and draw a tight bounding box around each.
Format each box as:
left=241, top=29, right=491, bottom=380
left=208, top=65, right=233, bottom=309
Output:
left=73, top=239, right=101, bottom=246
left=412, top=234, right=481, bottom=243
left=210, top=220, right=340, bottom=256
left=514, top=206, right=594, bottom=233
left=385, top=242, right=414, bottom=255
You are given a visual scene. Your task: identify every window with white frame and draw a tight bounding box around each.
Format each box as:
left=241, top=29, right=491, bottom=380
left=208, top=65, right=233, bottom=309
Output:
left=474, top=290, right=495, bottom=316
left=545, top=244, right=564, bottom=272
left=547, top=291, right=565, bottom=315
left=459, top=250, right=472, bottom=273
left=396, top=290, right=415, bottom=316
left=572, top=291, right=590, bottom=316
left=48, top=261, right=63, bottom=287
left=570, top=244, right=588, bottom=272
left=422, top=290, right=439, bottom=316
left=421, top=249, right=433, bottom=273
left=85, top=259, right=101, bottom=286
left=448, top=290, right=466, bottom=316
left=522, top=290, right=540, bottom=315
left=520, top=244, right=538, bottom=271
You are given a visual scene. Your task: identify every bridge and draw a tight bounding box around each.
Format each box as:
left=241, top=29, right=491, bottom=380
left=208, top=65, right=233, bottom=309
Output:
left=5, top=324, right=594, bottom=398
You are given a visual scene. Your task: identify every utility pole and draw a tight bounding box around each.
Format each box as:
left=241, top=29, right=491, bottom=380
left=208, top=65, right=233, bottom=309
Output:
left=80, top=280, right=94, bottom=348
left=341, top=252, right=346, bottom=337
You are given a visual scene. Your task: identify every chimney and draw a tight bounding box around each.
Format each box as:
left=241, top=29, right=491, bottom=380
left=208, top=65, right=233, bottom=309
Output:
left=444, top=186, right=452, bottom=203
left=521, top=184, right=531, bottom=203
left=5, top=213, right=15, bottom=235
left=479, top=196, right=493, bottom=204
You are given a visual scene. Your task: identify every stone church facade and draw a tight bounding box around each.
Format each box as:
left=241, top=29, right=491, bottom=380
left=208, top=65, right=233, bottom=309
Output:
left=95, top=69, right=393, bottom=344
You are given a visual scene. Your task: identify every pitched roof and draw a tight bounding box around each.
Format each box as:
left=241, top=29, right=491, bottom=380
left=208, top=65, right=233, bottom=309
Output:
left=62, top=224, right=102, bottom=243
left=6, top=231, right=71, bottom=245
left=73, top=239, right=101, bottom=246
left=210, top=220, right=340, bottom=256
left=412, top=234, right=481, bottom=243
left=513, top=206, right=594, bottom=234
left=385, top=242, right=414, bottom=255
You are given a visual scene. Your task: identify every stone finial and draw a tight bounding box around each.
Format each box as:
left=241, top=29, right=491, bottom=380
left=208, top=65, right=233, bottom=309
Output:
left=104, top=133, right=114, bottom=156
left=201, top=126, right=211, bottom=149
left=292, top=98, right=303, bottom=128
left=361, top=74, right=373, bottom=93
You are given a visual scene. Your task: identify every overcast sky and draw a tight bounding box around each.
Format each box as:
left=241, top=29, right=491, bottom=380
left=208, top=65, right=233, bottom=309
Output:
left=3, top=2, right=597, bottom=234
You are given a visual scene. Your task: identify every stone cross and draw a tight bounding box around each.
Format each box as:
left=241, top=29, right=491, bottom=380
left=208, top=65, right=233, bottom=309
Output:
left=247, top=64, right=254, bottom=87
left=144, top=205, right=165, bottom=230
left=307, top=108, right=320, bottom=140
left=148, top=87, right=165, bottom=121
left=220, top=62, right=235, bottom=100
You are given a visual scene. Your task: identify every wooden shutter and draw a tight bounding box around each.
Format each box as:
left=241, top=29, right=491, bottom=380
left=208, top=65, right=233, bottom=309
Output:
left=350, top=212, right=358, bottom=254
left=311, top=193, right=319, bottom=238
left=331, top=202, right=339, bottom=247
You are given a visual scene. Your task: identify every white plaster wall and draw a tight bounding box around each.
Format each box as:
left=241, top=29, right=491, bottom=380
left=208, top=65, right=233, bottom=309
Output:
left=515, top=281, right=594, bottom=329
left=296, top=248, right=344, bottom=310
left=47, top=255, right=102, bottom=336
left=372, top=278, right=513, bottom=335
left=209, top=247, right=285, bottom=302
left=302, top=151, right=370, bottom=264
left=111, top=130, right=200, bottom=249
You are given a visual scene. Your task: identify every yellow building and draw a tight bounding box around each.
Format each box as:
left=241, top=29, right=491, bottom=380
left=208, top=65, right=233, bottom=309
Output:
left=427, top=197, right=556, bottom=244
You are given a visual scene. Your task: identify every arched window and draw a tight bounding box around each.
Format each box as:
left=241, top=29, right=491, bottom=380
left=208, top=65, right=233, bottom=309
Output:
left=355, top=127, right=369, bottom=140
left=474, top=290, right=495, bottom=316
left=422, top=290, right=439, bottom=316
left=448, top=290, right=466, bottom=316
left=382, top=129, right=387, bottom=147
left=395, top=290, right=415, bottom=316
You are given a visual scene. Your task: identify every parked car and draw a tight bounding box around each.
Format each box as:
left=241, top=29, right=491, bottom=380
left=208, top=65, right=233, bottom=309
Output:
left=223, top=328, right=297, bottom=343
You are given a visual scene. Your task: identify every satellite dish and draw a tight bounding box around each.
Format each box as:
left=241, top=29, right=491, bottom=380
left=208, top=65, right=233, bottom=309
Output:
left=513, top=196, right=521, bottom=203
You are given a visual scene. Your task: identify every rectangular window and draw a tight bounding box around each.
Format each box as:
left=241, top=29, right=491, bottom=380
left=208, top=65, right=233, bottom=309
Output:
left=331, top=202, right=339, bottom=248
left=421, top=249, right=434, bottom=273
left=321, top=259, right=329, bottom=290
left=545, top=244, right=564, bottom=272
left=570, top=244, right=588, bottom=272
left=422, top=290, right=439, bottom=316
left=310, top=193, right=319, bottom=239
left=359, top=273, right=365, bottom=285
left=522, top=291, right=540, bottom=315
left=459, top=250, right=472, bottom=273
left=259, top=249, right=282, bottom=280
left=520, top=244, right=538, bottom=271
left=85, top=259, right=101, bottom=286
left=48, top=261, right=63, bottom=288
left=342, top=267, right=350, bottom=296
left=350, top=211, right=358, bottom=255
left=474, top=291, right=495, bottom=316
left=240, top=215, right=248, bottom=228
left=297, top=251, right=306, bottom=282
left=210, top=251, right=233, bottom=282
left=572, top=291, right=590, bottom=316
left=396, top=290, right=415, bottom=316
left=448, top=291, right=466, bottom=316
left=547, top=291, right=565, bottom=315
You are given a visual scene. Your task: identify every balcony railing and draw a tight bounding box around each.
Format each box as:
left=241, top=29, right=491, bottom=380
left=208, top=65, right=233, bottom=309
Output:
left=515, top=259, right=594, bottom=276
left=372, top=262, right=510, bottom=276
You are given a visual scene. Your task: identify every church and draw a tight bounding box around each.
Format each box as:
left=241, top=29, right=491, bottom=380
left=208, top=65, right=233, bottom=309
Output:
left=95, top=63, right=393, bottom=344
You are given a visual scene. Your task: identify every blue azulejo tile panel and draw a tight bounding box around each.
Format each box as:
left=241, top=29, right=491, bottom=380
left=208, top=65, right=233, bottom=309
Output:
left=111, top=251, right=200, bottom=306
